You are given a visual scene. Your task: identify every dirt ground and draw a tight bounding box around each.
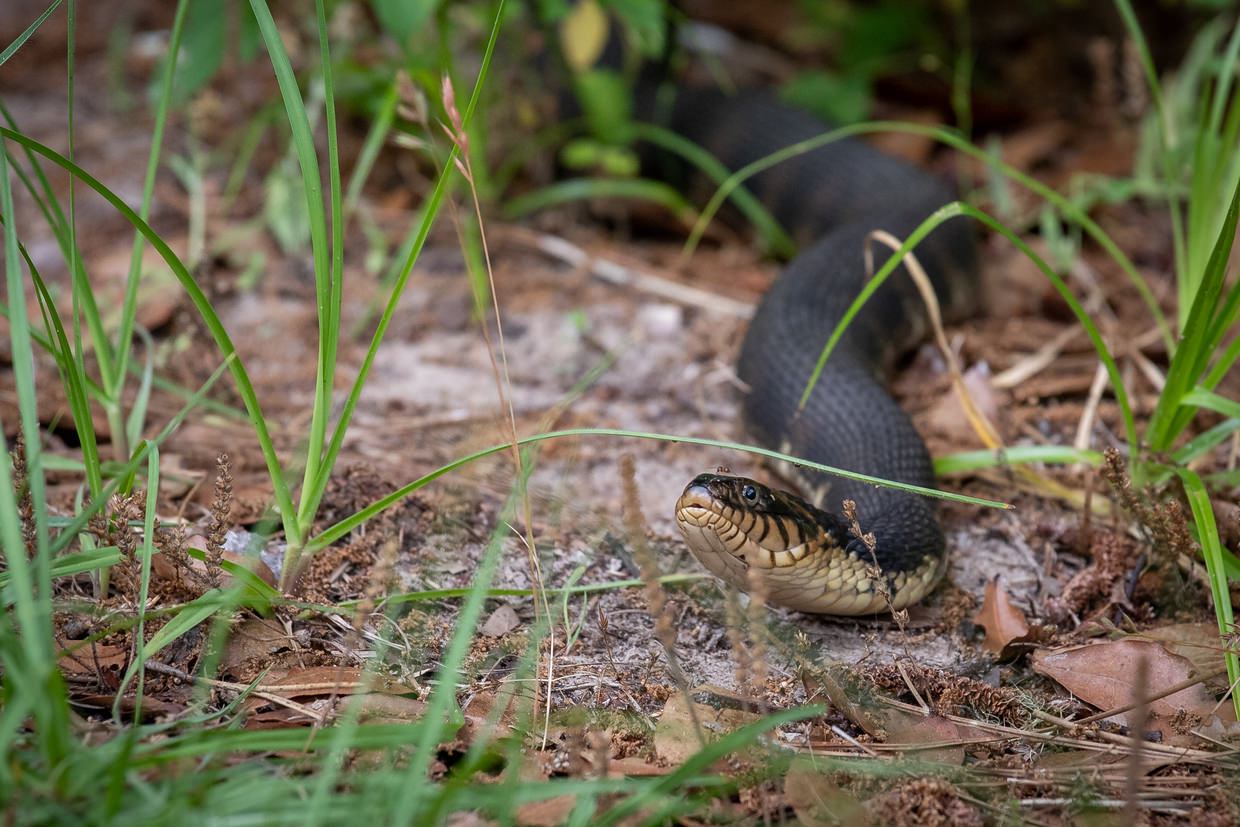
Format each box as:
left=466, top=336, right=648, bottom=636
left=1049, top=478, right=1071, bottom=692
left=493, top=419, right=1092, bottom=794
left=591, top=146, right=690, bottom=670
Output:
left=4, top=1, right=1239, bottom=822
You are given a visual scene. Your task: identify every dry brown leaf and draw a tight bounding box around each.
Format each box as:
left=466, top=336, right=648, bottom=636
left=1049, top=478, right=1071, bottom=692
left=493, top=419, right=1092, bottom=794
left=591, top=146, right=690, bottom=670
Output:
left=972, top=578, right=1031, bottom=655
left=1030, top=639, right=1235, bottom=726
left=219, top=616, right=292, bottom=675
left=926, top=362, right=1001, bottom=444
left=884, top=710, right=965, bottom=766
left=243, top=707, right=318, bottom=730
left=75, top=694, right=185, bottom=721
left=784, top=758, right=872, bottom=827
left=479, top=603, right=521, bottom=637
left=606, top=756, right=670, bottom=777
left=1034, top=749, right=1122, bottom=771
left=153, top=543, right=277, bottom=589
left=516, top=795, right=578, bottom=827
left=60, top=641, right=130, bottom=679
left=1141, top=623, right=1229, bottom=688
left=653, top=686, right=762, bottom=765
left=653, top=692, right=707, bottom=766
left=802, top=668, right=884, bottom=737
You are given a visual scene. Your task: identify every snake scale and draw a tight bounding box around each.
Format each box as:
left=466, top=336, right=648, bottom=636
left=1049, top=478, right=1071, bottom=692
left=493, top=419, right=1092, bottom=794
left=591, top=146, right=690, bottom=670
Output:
left=657, top=87, right=982, bottom=614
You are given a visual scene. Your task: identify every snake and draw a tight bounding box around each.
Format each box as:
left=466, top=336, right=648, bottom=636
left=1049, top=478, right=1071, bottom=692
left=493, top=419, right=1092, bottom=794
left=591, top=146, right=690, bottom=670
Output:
left=659, top=88, right=982, bottom=614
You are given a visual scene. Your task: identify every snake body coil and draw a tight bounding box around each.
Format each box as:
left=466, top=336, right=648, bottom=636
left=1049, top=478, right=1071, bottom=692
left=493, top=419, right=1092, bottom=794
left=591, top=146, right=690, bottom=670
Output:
left=664, top=89, right=981, bottom=614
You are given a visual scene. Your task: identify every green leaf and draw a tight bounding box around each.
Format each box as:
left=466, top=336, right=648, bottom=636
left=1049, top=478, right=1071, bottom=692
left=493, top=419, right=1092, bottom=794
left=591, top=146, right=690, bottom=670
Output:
left=263, top=163, right=312, bottom=254
left=573, top=68, right=632, bottom=142
left=1175, top=468, right=1240, bottom=721
left=370, top=0, right=443, bottom=46
left=166, top=0, right=226, bottom=103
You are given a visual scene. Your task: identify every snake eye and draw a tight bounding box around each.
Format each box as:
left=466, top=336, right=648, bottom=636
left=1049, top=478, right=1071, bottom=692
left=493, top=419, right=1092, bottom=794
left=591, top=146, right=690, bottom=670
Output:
left=741, top=484, right=759, bottom=504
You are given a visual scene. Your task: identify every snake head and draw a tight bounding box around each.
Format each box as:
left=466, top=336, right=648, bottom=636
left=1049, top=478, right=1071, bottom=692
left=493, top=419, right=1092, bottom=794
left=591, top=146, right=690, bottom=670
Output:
left=674, top=473, right=923, bottom=615
left=674, top=473, right=845, bottom=571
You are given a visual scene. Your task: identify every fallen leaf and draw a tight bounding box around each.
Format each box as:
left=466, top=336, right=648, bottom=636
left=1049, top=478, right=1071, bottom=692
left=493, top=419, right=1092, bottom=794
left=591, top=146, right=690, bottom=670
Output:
left=785, top=758, right=872, bottom=827
left=884, top=710, right=965, bottom=767
left=243, top=707, right=320, bottom=730
left=654, top=686, right=763, bottom=765
left=1030, top=639, right=1236, bottom=726
left=1141, top=623, right=1229, bottom=688
left=219, top=616, right=292, bottom=676
left=76, top=694, right=185, bottom=721
left=926, top=362, right=1000, bottom=444
left=516, top=795, right=578, bottom=827
left=60, top=642, right=130, bottom=679
left=802, top=668, right=884, bottom=737
left=480, top=603, right=521, bottom=637
left=972, top=578, right=1031, bottom=656
left=606, top=756, right=670, bottom=777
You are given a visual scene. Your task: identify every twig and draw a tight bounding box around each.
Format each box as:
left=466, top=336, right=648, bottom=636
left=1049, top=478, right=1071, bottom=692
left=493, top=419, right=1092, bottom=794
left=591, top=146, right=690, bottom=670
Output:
left=502, top=226, right=754, bottom=318
left=143, top=659, right=333, bottom=722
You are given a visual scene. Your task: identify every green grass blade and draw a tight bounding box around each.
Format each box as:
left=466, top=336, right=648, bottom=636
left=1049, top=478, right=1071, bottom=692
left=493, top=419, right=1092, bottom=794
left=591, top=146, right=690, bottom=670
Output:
left=1114, top=0, right=1191, bottom=311
left=0, top=546, right=122, bottom=592
left=46, top=355, right=234, bottom=558
left=628, top=121, right=796, bottom=256
left=302, top=0, right=509, bottom=531
left=246, top=0, right=334, bottom=541
left=597, top=705, right=822, bottom=826
left=343, top=79, right=398, bottom=223
left=964, top=204, right=1138, bottom=453
left=136, top=591, right=231, bottom=665
left=110, top=0, right=190, bottom=455
left=123, top=328, right=156, bottom=453
left=0, top=0, right=65, bottom=67
left=795, top=201, right=958, bottom=411
left=28, top=257, right=103, bottom=495
left=306, top=426, right=1011, bottom=555
left=1, top=133, right=72, bottom=768
left=0, top=126, right=302, bottom=548
left=300, top=0, right=345, bottom=546
left=1180, top=387, right=1240, bottom=420
left=115, top=446, right=160, bottom=724
left=334, top=574, right=705, bottom=610
left=791, top=200, right=1135, bottom=456
left=935, top=445, right=1104, bottom=475
left=1203, top=328, right=1240, bottom=393
left=390, top=485, right=519, bottom=820
left=1147, top=174, right=1240, bottom=450
left=1170, top=418, right=1240, bottom=466
left=503, top=176, right=696, bottom=221
left=1174, top=468, right=1240, bottom=720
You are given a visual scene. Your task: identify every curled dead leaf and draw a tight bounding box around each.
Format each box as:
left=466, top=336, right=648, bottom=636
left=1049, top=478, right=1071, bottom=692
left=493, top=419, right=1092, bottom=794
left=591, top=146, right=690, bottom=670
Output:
left=972, top=577, right=1031, bottom=656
